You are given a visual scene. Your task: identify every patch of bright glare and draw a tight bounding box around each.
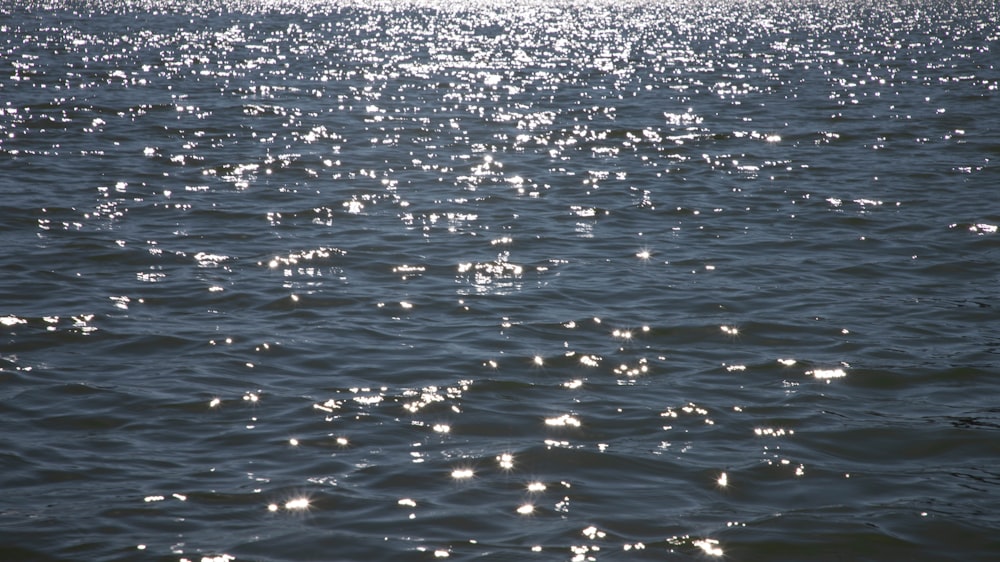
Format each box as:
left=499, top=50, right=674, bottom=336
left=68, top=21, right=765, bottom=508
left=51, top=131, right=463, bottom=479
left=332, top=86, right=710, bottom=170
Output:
left=777, top=358, right=797, bottom=366
left=497, top=453, right=514, bottom=470
left=533, top=355, right=544, bottom=366
left=545, top=414, right=581, bottom=427
left=809, top=368, right=847, bottom=379
left=1, top=315, right=26, bottom=326
left=527, top=481, right=547, bottom=492
left=694, top=538, right=724, bottom=556
left=285, top=497, right=310, bottom=510
left=612, top=329, right=632, bottom=340
left=516, top=503, right=535, bottom=515
left=717, top=472, right=728, bottom=487
left=200, top=555, right=236, bottom=562
left=755, top=427, right=793, bottom=436
left=451, top=468, right=474, bottom=480
left=582, top=526, right=606, bottom=539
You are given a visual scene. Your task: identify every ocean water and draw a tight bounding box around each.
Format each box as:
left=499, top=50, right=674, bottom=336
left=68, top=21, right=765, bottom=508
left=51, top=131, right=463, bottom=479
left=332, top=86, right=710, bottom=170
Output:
left=1, top=0, right=999, bottom=560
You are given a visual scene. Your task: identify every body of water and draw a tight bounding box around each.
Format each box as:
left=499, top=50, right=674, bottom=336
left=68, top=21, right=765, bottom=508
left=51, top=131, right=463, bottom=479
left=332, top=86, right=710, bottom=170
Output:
left=2, top=0, right=999, bottom=560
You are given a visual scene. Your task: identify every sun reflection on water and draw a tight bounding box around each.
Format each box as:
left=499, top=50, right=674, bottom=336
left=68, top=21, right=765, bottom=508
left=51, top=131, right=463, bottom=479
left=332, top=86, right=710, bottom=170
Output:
left=808, top=367, right=848, bottom=380
left=496, top=452, right=514, bottom=470
left=10, top=0, right=991, bottom=557
left=544, top=414, right=581, bottom=428
left=693, top=538, right=724, bottom=557
left=284, top=497, right=310, bottom=510
left=450, top=468, right=474, bottom=480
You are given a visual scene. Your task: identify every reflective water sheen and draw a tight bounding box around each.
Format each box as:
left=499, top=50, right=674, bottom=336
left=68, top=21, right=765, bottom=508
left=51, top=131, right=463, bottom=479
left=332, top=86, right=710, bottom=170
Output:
left=2, top=0, right=999, bottom=560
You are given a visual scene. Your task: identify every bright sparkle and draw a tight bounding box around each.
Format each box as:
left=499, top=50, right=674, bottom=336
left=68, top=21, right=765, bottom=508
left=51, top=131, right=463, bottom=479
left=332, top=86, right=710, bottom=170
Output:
left=545, top=414, right=581, bottom=427
left=694, top=538, right=724, bottom=556
left=497, top=453, right=514, bottom=470
left=451, top=468, right=474, bottom=480
left=582, top=526, right=606, bottom=539
left=612, top=329, right=632, bottom=340
left=285, top=497, right=310, bottom=510
left=809, top=368, right=847, bottom=379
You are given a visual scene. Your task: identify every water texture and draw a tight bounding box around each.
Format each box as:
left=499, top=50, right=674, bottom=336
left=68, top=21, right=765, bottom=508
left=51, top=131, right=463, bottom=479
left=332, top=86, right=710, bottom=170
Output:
left=1, top=0, right=999, bottom=560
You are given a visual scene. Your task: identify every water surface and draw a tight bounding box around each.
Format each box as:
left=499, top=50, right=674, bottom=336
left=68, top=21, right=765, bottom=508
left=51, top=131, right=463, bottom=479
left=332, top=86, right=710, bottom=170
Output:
left=1, top=0, right=999, bottom=560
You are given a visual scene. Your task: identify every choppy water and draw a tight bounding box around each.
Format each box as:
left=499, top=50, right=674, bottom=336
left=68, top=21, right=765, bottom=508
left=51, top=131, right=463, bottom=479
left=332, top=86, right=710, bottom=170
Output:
left=2, top=0, right=999, bottom=560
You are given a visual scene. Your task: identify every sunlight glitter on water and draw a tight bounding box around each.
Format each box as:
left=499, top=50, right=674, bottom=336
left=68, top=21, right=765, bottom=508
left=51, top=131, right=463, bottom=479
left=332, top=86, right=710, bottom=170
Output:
left=809, top=368, right=847, bottom=380
left=496, top=453, right=514, bottom=470
left=693, top=538, right=724, bottom=557
left=4, top=0, right=1000, bottom=559
left=544, top=414, right=581, bottom=428
left=450, top=468, right=474, bottom=480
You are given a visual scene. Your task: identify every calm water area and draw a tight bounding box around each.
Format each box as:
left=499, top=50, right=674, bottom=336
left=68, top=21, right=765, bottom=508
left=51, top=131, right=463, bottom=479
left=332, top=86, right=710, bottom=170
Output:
left=1, top=0, right=999, bottom=560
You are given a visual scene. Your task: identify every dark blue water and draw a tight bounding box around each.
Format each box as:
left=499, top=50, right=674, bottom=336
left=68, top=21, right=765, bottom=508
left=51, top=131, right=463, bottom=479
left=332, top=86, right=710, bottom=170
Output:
left=2, top=0, right=999, bottom=560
